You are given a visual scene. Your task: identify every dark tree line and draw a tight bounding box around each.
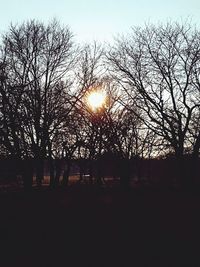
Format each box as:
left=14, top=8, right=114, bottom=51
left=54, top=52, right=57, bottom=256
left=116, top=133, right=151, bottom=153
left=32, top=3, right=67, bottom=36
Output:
left=0, top=20, right=200, bottom=190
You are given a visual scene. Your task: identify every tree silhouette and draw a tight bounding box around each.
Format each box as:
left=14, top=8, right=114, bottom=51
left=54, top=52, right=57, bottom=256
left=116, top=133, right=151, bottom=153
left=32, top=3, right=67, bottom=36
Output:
left=0, top=19, right=76, bottom=188
left=108, top=22, right=200, bottom=187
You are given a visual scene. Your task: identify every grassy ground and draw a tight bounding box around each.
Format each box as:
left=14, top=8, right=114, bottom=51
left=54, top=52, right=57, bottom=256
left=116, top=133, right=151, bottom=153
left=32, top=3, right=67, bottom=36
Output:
left=0, top=184, right=200, bottom=266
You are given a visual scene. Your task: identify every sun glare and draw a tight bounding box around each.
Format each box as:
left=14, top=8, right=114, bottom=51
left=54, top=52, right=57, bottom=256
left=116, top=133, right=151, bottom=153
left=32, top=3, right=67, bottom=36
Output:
left=87, top=90, right=106, bottom=111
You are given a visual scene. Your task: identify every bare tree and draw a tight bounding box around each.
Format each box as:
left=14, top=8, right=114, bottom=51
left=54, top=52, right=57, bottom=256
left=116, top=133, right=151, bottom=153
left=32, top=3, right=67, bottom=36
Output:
left=107, top=22, right=200, bottom=186
left=0, top=19, right=76, bottom=187
left=70, top=42, right=106, bottom=184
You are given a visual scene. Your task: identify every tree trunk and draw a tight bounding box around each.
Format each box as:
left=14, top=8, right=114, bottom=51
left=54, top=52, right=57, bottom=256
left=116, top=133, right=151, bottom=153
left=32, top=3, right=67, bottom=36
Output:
left=62, top=161, right=71, bottom=187
left=22, top=159, right=33, bottom=191
left=119, top=158, right=131, bottom=189
left=175, top=155, right=193, bottom=190
left=53, top=159, right=62, bottom=188
left=36, top=159, right=44, bottom=187
left=190, top=153, right=199, bottom=188
left=78, top=159, right=84, bottom=183
left=49, top=158, right=55, bottom=188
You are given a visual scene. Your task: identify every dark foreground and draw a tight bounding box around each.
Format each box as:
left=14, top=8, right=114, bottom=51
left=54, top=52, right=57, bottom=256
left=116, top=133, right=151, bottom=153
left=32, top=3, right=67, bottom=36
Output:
left=0, top=185, right=200, bottom=267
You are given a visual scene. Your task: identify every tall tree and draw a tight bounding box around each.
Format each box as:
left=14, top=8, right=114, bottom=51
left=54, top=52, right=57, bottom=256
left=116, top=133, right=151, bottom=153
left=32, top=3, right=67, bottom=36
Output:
left=107, top=22, right=200, bottom=186
left=0, top=19, right=76, bottom=187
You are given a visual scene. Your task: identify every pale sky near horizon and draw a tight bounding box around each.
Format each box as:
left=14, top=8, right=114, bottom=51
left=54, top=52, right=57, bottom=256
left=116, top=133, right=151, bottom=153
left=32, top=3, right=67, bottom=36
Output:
left=0, top=0, right=200, bottom=43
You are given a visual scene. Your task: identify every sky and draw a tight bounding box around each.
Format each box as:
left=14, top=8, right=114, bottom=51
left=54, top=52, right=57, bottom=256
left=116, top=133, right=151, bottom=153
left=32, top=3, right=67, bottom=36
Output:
left=0, top=0, right=200, bottom=43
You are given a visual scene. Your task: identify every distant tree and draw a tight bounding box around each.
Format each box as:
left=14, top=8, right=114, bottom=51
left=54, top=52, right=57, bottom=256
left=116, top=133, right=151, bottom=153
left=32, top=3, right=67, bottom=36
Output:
left=72, top=42, right=106, bottom=184
left=100, top=83, right=151, bottom=187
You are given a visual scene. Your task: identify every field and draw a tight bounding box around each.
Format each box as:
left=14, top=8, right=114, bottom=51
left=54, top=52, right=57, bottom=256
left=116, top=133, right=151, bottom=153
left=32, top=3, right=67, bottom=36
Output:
left=0, top=184, right=200, bottom=266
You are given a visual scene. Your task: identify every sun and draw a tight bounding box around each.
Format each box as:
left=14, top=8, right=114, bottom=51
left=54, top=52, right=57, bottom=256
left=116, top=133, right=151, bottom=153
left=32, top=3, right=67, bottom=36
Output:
left=87, top=90, right=106, bottom=111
